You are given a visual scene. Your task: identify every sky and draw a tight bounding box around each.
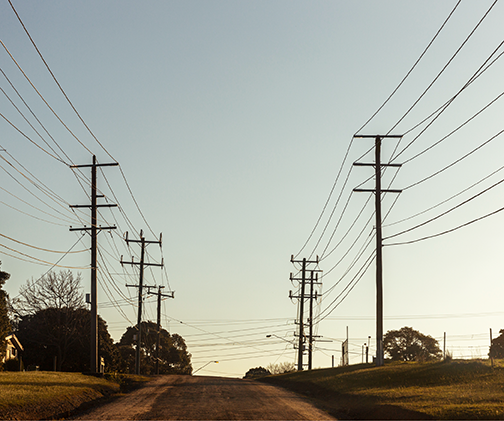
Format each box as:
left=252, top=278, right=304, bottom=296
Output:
left=1, top=0, right=504, bottom=377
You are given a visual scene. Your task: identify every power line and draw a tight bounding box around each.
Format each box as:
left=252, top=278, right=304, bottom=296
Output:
left=385, top=204, right=504, bottom=247
left=7, top=0, right=117, bottom=163
left=0, top=108, right=67, bottom=164
left=0, top=232, right=88, bottom=254
left=402, top=84, right=504, bottom=166
left=9, top=233, right=87, bottom=300
left=384, top=163, right=504, bottom=229
left=355, top=0, right=462, bottom=133
left=296, top=137, right=355, bottom=259
left=392, top=39, right=504, bottom=163
left=404, top=128, right=504, bottom=191
left=387, top=0, right=499, bottom=136
left=0, top=39, right=94, bottom=156
left=0, top=241, right=88, bottom=269
left=0, top=82, right=68, bottom=163
left=2, top=17, right=157, bottom=240
left=315, top=250, right=375, bottom=325
left=385, top=175, right=504, bottom=241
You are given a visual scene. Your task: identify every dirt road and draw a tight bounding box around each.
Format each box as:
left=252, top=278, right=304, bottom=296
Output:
left=72, top=375, right=335, bottom=420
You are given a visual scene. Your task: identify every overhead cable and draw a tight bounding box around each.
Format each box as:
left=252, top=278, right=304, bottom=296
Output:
left=385, top=205, right=504, bottom=246
left=355, top=0, right=462, bottom=133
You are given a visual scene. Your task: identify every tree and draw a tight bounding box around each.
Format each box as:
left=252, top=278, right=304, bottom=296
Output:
left=244, top=366, right=271, bottom=379
left=384, top=326, right=441, bottom=362
left=118, top=321, right=192, bottom=375
left=14, top=270, right=84, bottom=314
left=0, top=263, right=11, bottom=365
left=16, top=308, right=120, bottom=372
left=489, top=329, right=504, bottom=359
left=266, top=361, right=295, bottom=375
left=12, top=271, right=84, bottom=371
left=13, top=270, right=120, bottom=372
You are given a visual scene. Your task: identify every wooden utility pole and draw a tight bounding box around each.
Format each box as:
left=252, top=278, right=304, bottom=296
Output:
left=121, top=230, right=163, bottom=375
left=353, top=134, right=402, bottom=367
left=290, top=256, right=319, bottom=371
left=146, top=285, right=174, bottom=374
left=307, top=271, right=321, bottom=370
left=70, top=155, right=118, bottom=374
left=490, top=328, right=494, bottom=367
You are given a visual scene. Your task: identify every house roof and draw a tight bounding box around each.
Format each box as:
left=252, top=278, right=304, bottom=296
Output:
left=5, top=334, right=23, bottom=352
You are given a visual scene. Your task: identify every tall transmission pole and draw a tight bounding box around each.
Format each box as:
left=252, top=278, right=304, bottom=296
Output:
left=289, top=256, right=319, bottom=371
left=146, top=285, right=174, bottom=374
left=353, top=134, right=402, bottom=366
left=69, top=155, right=118, bottom=374
left=121, top=230, right=163, bottom=375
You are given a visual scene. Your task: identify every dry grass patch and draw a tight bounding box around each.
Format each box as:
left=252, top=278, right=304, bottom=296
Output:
left=263, top=359, right=504, bottom=419
left=0, top=371, right=120, bottom=420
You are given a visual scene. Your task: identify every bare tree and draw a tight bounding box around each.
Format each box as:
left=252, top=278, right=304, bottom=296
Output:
left=14, top=270, right=84, bottom=315
left=266, top=361, right=296, bottom=375
left=13, top=270, right=85, bottom=371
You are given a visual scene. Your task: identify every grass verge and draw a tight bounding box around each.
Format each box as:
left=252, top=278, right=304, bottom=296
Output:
left=261, top=359, right=504, bottom=420
left=0, top=371, right=150, bottom=420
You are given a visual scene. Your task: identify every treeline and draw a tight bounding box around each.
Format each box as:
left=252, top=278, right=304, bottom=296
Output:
left=1, top=266, right=191, bottom=374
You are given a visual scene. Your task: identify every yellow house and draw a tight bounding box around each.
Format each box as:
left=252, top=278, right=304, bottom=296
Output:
left=3, top=334, right=23, bottom=362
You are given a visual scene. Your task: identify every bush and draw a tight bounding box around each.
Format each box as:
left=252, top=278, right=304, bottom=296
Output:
left=266, top=362, right=296, bottom=374
left=4, top=358, right=22, bottom=371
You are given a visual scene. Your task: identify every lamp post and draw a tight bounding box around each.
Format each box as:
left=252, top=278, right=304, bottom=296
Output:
left=193, top=361, right=218, bottom=375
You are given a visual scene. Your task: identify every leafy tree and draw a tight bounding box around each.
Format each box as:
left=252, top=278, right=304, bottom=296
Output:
left=489, top=329, right=504, bottom=359
left=16, top=307, right=120, bottom=372
left=384, top=326, right=441, bottom=362
left=118, top=321, right=192, bottom=375
left=266, top=361, right=295, bottom=374
left=244, top=366, right=271, bottom=379
left=0, top=263, right=11, bottom=365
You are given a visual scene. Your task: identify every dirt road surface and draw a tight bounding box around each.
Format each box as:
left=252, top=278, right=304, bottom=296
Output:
left=72, top=375, right=336, bottom=420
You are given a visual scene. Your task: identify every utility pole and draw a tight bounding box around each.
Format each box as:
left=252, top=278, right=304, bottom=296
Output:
left=121, top=230, right=163, bottom=375
left=307, top=271, right=322, bottom=370
left=289, top=256, right=319, bottom=371
left=146, top=285, right=174, bottom=374
left=353, top=134, right=402, bottom=367
left=490, top=328, right=494, bottom=367
left=70, top=155, right=118, bottom=374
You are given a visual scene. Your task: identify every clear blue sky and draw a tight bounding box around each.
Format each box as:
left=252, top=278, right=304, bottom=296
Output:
left=1, top=0, right=504, bottom=377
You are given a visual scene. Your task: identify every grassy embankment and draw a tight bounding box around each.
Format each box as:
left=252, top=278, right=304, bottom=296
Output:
left=262, top=359, right=504, bottom=420
left=0, top=371, right=149, bottom=420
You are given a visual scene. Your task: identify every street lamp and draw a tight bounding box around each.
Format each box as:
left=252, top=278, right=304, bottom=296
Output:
left=266, top=334, right=296, bottom=346
left=193, top=360, right=218, bottom=375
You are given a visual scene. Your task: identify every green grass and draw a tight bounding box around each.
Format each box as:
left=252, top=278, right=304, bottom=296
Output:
left=262, top=359, right=504, bottom=420
left=0, top=371, right=149, bottom=420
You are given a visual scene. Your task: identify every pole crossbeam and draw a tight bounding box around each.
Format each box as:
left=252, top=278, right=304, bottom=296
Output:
left=353, top=135, right=402, bottom=367
left=68, top=155, right=118, bottom=374
left=69, top=226, right=116, bottom=232
left=353, top=162, right=402, bottom=168
left=353, top=188, right=403, bottom=194
left=70, top=162, right=119, bottom=168
left=70, top=204, right=118, bottom=208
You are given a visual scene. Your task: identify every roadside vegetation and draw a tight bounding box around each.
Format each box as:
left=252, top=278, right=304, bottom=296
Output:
left=0, top=371, right=150, bottom=420
left=262, top=359, right=504, bottom=420
left=0, top=371, right=115, bottom=419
